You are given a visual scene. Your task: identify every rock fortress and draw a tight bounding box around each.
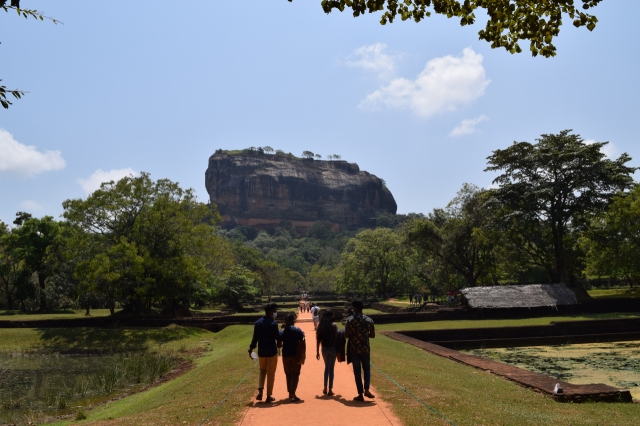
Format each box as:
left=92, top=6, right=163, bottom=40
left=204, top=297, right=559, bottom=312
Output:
left=205, top=148, right=397, bottom=231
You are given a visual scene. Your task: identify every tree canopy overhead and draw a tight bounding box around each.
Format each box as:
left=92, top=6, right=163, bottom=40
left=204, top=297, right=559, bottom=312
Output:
left=308, top=0, right=603, bottom=57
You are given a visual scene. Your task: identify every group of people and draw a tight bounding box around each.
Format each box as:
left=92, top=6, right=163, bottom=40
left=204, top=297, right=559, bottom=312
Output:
left=408, top=293, right=427, bottom=306
left=298, top=300, right=314, bottom=313
left=248, top=300, right=376, bottom=403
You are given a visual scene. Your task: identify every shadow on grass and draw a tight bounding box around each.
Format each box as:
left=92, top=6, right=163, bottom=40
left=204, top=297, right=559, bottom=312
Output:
left=0, top=309, right=77, bottom=317
left=34, top=325, right=204, bottom=353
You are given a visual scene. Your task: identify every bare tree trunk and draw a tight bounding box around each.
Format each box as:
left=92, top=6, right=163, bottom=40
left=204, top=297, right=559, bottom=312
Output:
left=38, top=273, right=47, bottom=312
left=552, top=224, right=565, bottom=283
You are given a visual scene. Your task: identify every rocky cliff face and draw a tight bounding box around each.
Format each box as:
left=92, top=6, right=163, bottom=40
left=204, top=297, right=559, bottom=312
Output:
left=205, top=150, right=397, bottom=230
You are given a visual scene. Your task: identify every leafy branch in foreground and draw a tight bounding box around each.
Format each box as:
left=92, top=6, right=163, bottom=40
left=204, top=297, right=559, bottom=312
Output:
left=0, top=80, right=25, bottom=109
left=1, top=1, right=62, bottom=108
left=297, top=0, right=603, bottom=58
left=1, top=1, right=61, bottom=24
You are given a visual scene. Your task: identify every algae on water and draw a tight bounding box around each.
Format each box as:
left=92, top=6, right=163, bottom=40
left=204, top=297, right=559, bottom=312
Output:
left=465, top=341, right=640, bottom=400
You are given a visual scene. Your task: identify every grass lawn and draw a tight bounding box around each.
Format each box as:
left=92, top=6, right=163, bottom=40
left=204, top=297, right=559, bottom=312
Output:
left=371, top=332, right=640, bottom=426
left=191, top=308, right=223, bottom=314
left=4, top=312, right=639, bottom=425
left=0, top=309, right=116, bottom=321
left=588, top=287, right=640, bottom=299
left=381, top=300, right=411, bottom=307
left=46, top=325, right=257, bottom=426
left=375, top=312, right=640, bottom=332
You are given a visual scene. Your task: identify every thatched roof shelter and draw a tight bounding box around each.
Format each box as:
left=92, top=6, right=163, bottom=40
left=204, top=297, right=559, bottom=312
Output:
left=460, top=284, right=578, bottom=309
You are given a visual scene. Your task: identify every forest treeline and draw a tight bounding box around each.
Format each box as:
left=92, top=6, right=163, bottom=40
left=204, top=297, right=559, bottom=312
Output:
left=1, top=131, right=639, bottom=314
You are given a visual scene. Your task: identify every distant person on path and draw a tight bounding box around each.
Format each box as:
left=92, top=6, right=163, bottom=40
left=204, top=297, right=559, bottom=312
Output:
left=311, top=304, right=320, bottom=330
left=316, top=308, right=338, bottom=396
left=409, top=294, right=413, bottom=305
left=280, top=313, right=305, bottom=402
left=344, top=300, right=375, bottom=401
left=248, top=303, right=282, bottom=403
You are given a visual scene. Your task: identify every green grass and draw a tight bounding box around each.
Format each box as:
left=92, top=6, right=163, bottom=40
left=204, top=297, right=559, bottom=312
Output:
left=375, top=312, right=640, bottom=332
left=0, top=324, right=212, bottom=354
left=0, top=309, right=116, bottom=321
left=379, top=300, right=411, bottom=308
left=49, top=325, right=256, bottom=426
left=588, top=287, right=640, bottom=299
left=371, top=332, right=640, bottom=426
left=191, top=308, right=223, bottom=313
left=5, top=311, right=638, bottom=425
left=363, top=308, right=385, bottom=315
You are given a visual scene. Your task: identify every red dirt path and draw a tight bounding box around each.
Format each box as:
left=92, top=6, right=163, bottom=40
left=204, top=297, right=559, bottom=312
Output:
left=238, top=310, right=402, bottom=426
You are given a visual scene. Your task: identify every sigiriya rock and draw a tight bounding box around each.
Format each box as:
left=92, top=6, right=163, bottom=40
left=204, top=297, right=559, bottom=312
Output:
left=205, top=149, right=397, bottom=230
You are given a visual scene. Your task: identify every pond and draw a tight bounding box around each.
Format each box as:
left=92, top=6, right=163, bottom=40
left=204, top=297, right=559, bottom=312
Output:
left=464, top=341, right=640, bottom=400
left=0, top=352, right=175, bottom=424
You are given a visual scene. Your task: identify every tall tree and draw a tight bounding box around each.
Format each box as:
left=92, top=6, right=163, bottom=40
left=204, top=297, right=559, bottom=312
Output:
left=305, top=1, right=603, bottom=57
left=7, top=214, right=60, bottom=311
left=338, top=227, right=406, bottom=296
left=256, top=260, right=284, bottom=302
left=581, top=185, right=640, bottom=286
left=0, top=222, right=30, bottom=309
left=403, top=184, right=501, bottom=287
left=63, top=172, right=224, bottom=314
left=486, top=130, right=637, bottom=283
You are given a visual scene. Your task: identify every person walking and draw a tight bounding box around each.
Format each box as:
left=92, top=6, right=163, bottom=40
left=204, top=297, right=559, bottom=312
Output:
left=344, top=300, right=375, bottom=402
left=409, top=293, right=413, bottom=306
left=280, top=313, right=305, bottom=402
left=315, top=308, right=338, bottom=396
left=311, top=304, right=320, bottom=330
left=248, top=303, right=282, bottom=403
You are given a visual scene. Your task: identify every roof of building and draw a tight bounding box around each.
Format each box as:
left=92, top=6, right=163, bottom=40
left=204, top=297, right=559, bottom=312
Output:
left=460, top=284, right=578, bottom=309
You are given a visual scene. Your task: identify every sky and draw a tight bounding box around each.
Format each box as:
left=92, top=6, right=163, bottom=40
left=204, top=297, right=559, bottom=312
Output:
left=1, top=1, right=639, bottom=224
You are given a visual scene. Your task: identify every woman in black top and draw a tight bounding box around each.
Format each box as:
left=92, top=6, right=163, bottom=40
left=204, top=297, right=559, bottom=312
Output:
left=315, top=309, right=338, bottom=395
left=280, top=313, right=305, bottom=402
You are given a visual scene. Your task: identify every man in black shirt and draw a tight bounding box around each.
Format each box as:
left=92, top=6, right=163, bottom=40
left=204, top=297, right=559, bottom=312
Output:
left=248, top=303, right=282, bottom=402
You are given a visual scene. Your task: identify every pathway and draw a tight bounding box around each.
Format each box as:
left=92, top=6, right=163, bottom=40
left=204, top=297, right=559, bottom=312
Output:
left=239, top=310, right=401, bottom=426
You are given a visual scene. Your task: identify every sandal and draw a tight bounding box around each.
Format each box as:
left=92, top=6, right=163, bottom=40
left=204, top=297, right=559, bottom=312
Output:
left=256, top=391, right=263, bottom=401
left=327, top=390, right=334, bottom=396
left=265, top=396, right=275, bottom=403
left=290, top=396, right=301, bottom=402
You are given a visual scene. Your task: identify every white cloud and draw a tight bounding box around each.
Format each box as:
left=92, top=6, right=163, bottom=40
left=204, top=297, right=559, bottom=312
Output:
left=19, top=200, right=44, bottom=211
left=0, top=128, right=66, bottom=177
left=584, top=139, right=619, bottom=159
left=359, top=47, right=490, bottom=118
left=450, top=115, right=489, bottom=137
left=77, top=168, right=138, bottom=194
left=347, top=43, right=396, bottom=78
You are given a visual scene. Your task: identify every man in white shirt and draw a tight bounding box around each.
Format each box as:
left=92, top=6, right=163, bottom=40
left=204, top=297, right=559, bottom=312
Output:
left=311, top=304, right=320, bottom=330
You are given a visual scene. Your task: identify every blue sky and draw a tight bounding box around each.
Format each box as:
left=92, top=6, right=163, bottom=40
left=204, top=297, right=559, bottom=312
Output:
left=1, top=1, right=638, bottom=224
